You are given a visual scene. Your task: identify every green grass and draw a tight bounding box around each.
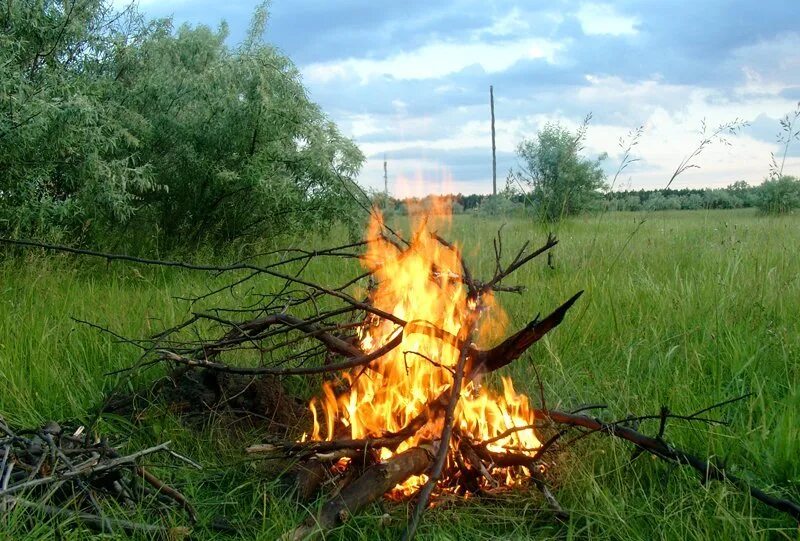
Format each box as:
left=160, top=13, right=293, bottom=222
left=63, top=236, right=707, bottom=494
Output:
left=1, top=209, right=799, bottom=540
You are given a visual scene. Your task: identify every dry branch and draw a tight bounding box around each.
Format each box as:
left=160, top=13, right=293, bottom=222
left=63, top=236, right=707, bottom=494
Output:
left=535, top=409, right=800, bottom=522
left=159, top=329, right=402, bottom=376
left=198, top=312, right=362, bottom=359
left=403, top=298, right=483, bottom=541
left=0, top=419, right=197, bottom=535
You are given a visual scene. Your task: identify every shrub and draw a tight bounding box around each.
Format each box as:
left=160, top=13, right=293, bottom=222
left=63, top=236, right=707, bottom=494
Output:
left=756, top=176, right=800, bottom=214
left=474, top=194, right=523, bottom=217
left=508, top=118, right=607, bottom=222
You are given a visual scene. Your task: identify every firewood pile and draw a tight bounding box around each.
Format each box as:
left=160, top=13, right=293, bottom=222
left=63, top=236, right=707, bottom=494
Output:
left=1, top=208, right=799, bottom=539
left=0, top=417, right=196, bottom=536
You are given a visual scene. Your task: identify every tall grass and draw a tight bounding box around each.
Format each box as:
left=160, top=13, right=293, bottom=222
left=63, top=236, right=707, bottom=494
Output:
left=1, top=209, right=798, bottom=540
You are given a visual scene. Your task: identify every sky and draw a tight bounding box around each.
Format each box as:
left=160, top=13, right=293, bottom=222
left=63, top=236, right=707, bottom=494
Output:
left=127, top=0, right=800, bottom=197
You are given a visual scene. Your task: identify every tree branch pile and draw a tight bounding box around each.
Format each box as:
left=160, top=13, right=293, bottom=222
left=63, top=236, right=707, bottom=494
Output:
left=0, top=417, right=197, bottom=536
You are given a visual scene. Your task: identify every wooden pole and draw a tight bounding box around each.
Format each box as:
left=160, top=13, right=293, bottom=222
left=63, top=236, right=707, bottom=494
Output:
left=383, top=153, right=388, bottom=195
left=490, top=85, right=497, bottom=195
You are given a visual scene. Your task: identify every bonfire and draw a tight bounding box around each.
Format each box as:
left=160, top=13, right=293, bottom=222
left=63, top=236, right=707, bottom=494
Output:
left=306, top=206, right=542, bottom=490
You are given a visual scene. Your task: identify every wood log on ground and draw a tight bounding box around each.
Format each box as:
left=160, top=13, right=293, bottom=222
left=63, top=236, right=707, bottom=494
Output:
left=284, top=445, right=435, bottom=541
left=294, top=461, right=330, bottom=502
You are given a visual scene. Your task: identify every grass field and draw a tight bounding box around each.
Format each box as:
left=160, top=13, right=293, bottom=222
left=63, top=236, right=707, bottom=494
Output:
left=1, top=209, right=799, bottom=540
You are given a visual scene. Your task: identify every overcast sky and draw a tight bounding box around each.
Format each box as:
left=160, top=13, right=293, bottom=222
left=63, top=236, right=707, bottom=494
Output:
left=130, top=0, right=800, bottom=197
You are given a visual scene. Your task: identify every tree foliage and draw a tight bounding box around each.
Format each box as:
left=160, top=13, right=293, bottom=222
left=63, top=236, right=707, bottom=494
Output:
left=508, top=118, right=607, bottom=221
left=0, top=1, right=365, bottom=250
left=756, top=176, right=800, bottom=214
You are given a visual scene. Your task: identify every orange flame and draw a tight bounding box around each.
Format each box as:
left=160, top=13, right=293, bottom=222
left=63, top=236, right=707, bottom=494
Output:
left=306, top=198, right=540, bottom=495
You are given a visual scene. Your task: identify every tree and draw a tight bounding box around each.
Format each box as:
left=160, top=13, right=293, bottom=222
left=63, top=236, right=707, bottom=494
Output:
left=0, top=1, right=365, bottom=250
left=0, top=1, right=156, bottom=240
left=508, top=119, right=607, bottom=221
left=757, top=176, right=800, bottom=214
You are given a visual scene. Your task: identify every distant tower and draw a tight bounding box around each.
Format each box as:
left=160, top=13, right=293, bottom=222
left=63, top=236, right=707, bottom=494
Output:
left=383, top=153, right=388, bottom=195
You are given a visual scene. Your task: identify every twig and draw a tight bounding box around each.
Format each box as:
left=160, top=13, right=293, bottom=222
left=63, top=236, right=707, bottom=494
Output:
left=0, top=442, right=171, bottom=497
left=537, top=409, right=800, bottom=522
left=136, top=466, right=197, bottom=522
left=0, top=238, right=406, bottom=326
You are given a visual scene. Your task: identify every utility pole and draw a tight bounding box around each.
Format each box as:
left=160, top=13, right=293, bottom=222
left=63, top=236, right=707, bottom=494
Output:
left=383, top=153, right=388, bottom=195
left=490, top=85, right=497, bottom=195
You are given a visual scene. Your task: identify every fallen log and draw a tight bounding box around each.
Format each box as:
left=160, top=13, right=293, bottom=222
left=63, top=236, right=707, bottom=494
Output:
left=284, top=445, right=435, bottom=540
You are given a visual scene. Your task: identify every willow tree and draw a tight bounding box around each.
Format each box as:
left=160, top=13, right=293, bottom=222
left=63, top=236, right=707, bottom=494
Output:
left=0, top=1, right=365, bottom=250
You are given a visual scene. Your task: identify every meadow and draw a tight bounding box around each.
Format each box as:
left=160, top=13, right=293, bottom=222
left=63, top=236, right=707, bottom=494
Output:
left=1, top=208, right=799, bottom=540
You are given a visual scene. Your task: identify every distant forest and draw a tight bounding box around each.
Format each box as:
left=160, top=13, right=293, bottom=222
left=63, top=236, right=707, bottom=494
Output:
left=378, top=181, right=765, bottom=215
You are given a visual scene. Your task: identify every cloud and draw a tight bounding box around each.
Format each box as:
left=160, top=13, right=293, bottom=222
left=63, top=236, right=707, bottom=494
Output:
left=303, top=36, right=565, bottom=84
left=476, top=8, right=530, bottom=37
left=126, top=0, right=800, bottom=193
left=576, top=3, right=639, bottom=36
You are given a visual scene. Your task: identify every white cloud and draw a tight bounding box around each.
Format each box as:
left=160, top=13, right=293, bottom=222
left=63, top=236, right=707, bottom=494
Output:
left=477, top=8, right=530, bottom=37
left=350, top=71, right=799, bottom=193
left=732, top=34, right=800, bottom=95
left=303, top=37, right=564, bottom=84
left=343, top=114, right=384, bottom=139
left=576, top=3, right=640, bottom=36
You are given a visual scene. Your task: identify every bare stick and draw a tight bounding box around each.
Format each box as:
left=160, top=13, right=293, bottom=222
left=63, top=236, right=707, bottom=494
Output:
left=0, top=442, right=170, bottom=497
left=537, top=409, right=800, bottom=522
left=482, top=234, right=558, bottom=291
left=468, top=291, right=583, bottom=378
left=0, top=238, right=406, bottom=326
left=136, top=466, right=197, bottom=522
left=195, top=311, right=362, bottom=358
left=248, top=392, right=450, bottom=457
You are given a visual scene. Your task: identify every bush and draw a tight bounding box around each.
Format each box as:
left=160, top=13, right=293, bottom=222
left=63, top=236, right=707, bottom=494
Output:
left=703, top=189, right=742, bottom=209
left=508, top=119, right=607, bottom=222
left=474, top=194, right=523, bottom=217
left=757, top=176, right=800, bottom=214
left=681, top=193, right=705, bottom=210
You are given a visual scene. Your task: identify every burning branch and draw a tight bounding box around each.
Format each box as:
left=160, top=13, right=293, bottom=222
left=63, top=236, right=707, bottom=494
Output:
left=403, top=298, right=483, bottom=541
left=285, top=445, right=436, bottom=541
left=467, top=290, right=584, bottom=378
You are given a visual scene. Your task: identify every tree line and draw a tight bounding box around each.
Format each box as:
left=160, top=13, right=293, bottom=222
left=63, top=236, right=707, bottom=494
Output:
left=376, top=112, right=800, bottom=219
left=378, top=178, right=800, bottom=217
